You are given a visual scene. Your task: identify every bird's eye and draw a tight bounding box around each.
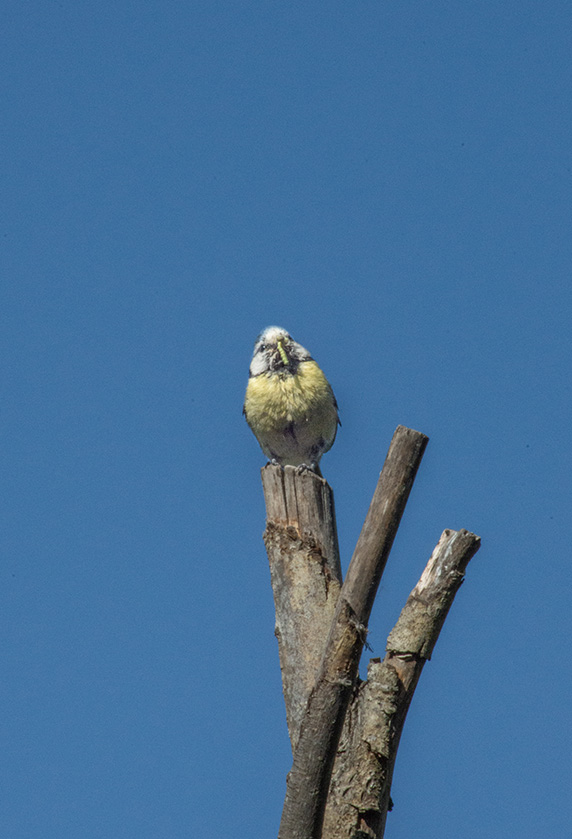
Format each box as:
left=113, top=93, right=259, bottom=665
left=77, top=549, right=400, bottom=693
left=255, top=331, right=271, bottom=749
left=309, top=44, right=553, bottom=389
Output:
left=257, top=343, right=266, bottom=352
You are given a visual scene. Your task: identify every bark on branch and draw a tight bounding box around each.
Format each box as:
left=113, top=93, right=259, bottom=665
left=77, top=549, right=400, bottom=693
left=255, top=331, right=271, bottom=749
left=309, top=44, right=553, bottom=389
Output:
left=278, top=426, right=428, bottom=839
left=322, top=527, right=481, bottom=839
left=262, top=465, right=342, bottom=747
left=260, top=427, right=481, bottom=839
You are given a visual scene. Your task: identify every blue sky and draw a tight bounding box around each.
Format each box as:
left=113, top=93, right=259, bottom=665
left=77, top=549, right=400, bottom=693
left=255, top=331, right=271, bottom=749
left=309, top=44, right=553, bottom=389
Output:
left=2, top=2, right=571, bottom=837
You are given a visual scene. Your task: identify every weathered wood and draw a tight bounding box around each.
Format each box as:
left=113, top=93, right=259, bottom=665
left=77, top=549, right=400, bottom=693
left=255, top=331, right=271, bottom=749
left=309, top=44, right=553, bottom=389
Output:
left=342, top=426, right=429, bottom=618
left=262, top=464, right=342, bottom=747
left=322, top=528, right=481, bottom=839
left=278, top=426, right=428, bottom=839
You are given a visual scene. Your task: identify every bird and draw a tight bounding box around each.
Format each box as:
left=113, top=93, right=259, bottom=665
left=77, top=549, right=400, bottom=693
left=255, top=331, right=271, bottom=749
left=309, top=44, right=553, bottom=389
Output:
left=243, top=326, right=339, bottom=474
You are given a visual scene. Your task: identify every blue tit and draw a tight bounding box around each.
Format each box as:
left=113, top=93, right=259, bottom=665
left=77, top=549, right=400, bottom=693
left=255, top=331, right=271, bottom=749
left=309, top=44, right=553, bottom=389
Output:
left=243, top=326, right=340, bottom=473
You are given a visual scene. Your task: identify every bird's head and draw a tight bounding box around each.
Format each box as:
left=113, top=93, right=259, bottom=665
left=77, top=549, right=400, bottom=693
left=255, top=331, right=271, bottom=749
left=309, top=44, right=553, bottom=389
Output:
left=249, top=326, right=312, bottom=376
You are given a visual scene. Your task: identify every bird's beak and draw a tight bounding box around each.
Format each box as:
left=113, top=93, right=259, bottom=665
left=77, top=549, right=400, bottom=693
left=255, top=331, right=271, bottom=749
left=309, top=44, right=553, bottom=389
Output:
left=277, top=340, right=289, bottom=367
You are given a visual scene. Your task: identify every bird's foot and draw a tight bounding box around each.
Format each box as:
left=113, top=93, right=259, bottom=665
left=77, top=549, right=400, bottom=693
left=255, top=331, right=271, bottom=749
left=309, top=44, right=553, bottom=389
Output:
left=295, top=462, right=322, bottom=477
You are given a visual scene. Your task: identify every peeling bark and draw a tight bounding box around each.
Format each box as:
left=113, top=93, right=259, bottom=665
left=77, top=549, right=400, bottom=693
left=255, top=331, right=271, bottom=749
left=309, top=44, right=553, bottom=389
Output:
left=263, top=465, right=342, bottom=747
left=259, top=428, right=481, bottom=839
left=278, top=427, right=428, bottom=839
left=323, top=528, right=481, bottom=838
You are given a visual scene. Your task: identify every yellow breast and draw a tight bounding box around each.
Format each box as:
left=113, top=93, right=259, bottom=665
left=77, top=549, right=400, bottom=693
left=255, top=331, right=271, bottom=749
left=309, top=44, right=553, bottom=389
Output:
left=244, top=361, right=332, bottom=427
left=244, top=361, right=338, bottom=466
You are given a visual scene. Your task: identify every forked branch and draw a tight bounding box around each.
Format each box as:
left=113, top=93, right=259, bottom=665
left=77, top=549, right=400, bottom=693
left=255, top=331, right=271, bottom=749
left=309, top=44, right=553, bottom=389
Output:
left=322, top=528, right=481, bottom=838
left=278, top=426, right=428, bottom=839
left=261, top=427, right=480, bottom=839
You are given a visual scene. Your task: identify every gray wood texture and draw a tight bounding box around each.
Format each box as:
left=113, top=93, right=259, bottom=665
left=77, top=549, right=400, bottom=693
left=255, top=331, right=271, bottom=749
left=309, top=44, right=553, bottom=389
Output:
left=260, top=427, right=481, bottom=839
left=278, top=426, right=428, bottom=839
left=262, top=465, right=342, bottom=747
left=323, top=528, right=481, bottom=838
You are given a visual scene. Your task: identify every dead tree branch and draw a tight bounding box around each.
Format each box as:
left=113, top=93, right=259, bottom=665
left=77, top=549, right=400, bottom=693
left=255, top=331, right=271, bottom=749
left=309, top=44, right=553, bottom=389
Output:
left=277, top=426, right=428, bottom=839
left=263, top=465, right=342, bottom=747
left=322, top=527, right=481, bottom=839
left=260, top=427, right=480, bottom=839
